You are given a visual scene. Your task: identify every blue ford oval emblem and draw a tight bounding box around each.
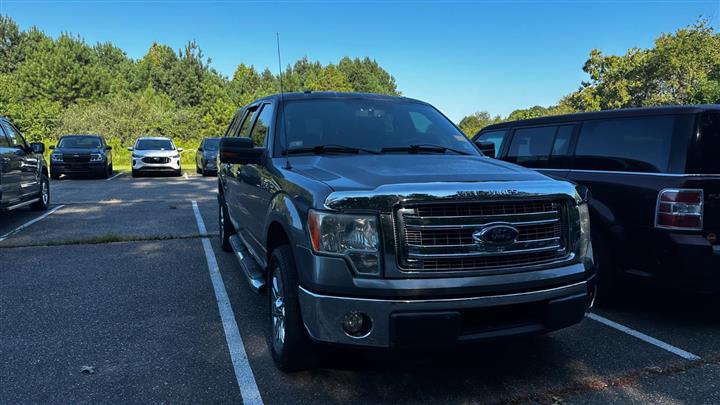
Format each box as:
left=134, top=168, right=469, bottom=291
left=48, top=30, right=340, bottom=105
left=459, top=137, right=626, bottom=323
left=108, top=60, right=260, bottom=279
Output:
left=473, top=224, right=519, bottom=246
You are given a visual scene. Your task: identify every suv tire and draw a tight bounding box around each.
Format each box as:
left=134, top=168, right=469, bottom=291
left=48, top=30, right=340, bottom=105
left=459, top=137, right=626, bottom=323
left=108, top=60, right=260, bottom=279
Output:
left=30, top=174, right=50, bottom=211
left=268, top=245, right=316, bottom=372
left=131, top=169, right=139, bottom=178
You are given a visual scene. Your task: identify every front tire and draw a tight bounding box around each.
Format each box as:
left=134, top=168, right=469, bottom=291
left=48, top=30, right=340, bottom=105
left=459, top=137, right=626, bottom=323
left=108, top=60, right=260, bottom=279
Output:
left=268, top=245, right=316, bottom=372
left=30, top=174, right=50, bottom=211
left=131, top=169, right=139, bottom=178
left=219, top=197, right=235, bottom=252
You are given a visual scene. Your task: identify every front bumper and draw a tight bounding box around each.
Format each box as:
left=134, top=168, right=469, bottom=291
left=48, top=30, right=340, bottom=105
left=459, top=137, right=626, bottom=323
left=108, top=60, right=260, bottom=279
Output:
left=132, top=157, right=181, bottom=172
left=299, top=279, right=592, bottom=348
left=200, top=159, right=217, bottom=171
left=51, top=162, right=106, bottom=175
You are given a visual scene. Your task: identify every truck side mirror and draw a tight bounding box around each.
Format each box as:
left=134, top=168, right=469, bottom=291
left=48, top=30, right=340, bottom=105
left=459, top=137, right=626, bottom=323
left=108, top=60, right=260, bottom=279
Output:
left=475, top=141, right=496, bottom=159
left=127, top=147, right=134, bottom=151
left=219, top=137, right=263, bottom=165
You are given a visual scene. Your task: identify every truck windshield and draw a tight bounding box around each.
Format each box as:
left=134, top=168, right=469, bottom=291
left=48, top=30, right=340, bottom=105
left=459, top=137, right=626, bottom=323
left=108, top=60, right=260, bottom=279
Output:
left=58, top=136, right=101, bottom=149
left=204, top=139, right=220, bottom=150
left=136, top=139, right=174, bottom=150
left=277, top=98, right=479, bottom=156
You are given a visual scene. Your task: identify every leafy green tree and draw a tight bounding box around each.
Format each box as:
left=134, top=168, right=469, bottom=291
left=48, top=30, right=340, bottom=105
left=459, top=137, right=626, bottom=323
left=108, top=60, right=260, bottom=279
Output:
left=458, top=111, right=503, bottom=136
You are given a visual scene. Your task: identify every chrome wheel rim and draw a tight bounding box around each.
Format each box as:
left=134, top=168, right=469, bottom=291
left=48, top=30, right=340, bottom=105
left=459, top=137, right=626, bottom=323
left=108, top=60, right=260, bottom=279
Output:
left=219, top=206, right=225, bottom=236
left=270, top=267, right=286, bottom=349
left=41, top=180, right=49, bottom=205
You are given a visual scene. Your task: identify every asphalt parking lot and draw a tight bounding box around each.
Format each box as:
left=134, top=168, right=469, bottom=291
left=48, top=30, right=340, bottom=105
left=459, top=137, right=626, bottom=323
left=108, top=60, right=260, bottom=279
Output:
left=1, top=173, right=718, bottom=405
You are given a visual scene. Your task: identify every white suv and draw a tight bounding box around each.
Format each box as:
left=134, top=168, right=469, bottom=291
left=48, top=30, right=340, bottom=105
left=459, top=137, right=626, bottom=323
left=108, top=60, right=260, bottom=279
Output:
left=128, top=137, right=183, bottom=177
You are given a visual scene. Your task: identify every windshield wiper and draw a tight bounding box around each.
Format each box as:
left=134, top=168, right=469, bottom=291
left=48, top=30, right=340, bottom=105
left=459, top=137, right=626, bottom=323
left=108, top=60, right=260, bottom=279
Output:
left=284, top=144, right=381, bottom=155
left=381, top=144, right=471, bottom=155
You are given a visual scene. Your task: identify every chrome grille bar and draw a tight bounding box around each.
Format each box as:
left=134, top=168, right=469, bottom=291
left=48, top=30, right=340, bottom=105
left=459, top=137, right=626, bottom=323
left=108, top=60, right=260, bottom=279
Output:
left=396, top=200, right=570, bottom=273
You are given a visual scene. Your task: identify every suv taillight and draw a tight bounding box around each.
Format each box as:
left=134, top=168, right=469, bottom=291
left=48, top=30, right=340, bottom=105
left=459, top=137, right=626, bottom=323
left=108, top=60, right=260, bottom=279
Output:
left=655, top=189, right=704, bottom=231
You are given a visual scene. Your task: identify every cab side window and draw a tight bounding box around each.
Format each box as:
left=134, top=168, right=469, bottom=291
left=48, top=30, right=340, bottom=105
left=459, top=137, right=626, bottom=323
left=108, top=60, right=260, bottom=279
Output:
left=238, top=107, right=260, bottom=137
left=0, top=123, right=9, bottom=147
left=249, top=104, right=274, bottom=147
left=1, top=122, right=27, bottom=148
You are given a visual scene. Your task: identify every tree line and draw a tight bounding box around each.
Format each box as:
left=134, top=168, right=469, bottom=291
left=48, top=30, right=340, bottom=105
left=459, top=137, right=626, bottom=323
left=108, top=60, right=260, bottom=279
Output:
left=458, top=19, right=720, bottom=136
left=0, top=15, right=399, bottom=145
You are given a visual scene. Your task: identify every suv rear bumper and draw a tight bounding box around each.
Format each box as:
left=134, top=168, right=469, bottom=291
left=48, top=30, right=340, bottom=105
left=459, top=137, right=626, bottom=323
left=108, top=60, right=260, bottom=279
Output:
left=298, top=279, right=593, bottom=348
left=651, top=232, right=720, bottom=292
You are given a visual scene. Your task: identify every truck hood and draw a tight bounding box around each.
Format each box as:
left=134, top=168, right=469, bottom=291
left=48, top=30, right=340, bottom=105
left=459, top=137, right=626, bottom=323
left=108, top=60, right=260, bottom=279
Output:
left=290, top=154, right=550, bottom=192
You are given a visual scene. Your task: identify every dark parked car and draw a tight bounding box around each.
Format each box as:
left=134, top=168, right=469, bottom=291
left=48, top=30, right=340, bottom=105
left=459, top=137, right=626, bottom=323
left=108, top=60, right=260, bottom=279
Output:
left=50, top=134, right=113, bottom=179
left=218, top=92, right=595, bottom=371
left=195, top=137, right=219, bottom=176
left=0, top=116, right=50, bottom=211
left=473, top=105, right=719, bottom=296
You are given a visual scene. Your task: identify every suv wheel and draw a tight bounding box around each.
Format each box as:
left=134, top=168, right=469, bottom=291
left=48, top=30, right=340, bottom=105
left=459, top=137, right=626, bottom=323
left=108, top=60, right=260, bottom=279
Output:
left=30, top=174, right=50, bottom=211
left=219, top=198, right=236, bottom=252
left=50, top=172, right=60, bottom=180
left=268, top=245, right=315, bottom=372
left=131, top=169, right=139, bottom=178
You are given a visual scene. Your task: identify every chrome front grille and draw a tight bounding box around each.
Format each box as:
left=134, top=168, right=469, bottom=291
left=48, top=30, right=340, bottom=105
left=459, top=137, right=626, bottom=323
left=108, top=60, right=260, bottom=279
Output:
left=396, top=200, right=569, bottom=273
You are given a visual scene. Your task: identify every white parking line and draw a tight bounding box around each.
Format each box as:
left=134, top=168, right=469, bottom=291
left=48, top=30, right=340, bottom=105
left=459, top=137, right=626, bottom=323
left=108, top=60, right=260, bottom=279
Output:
left=587, top=313, right=702, bottom=361
left=183, top=172, right=189, bottom=180
left=0, top=205, right=65, bottom=242
left=191, top=201, right=264, bottom=405
left=105, top=172, right=123, bottom=182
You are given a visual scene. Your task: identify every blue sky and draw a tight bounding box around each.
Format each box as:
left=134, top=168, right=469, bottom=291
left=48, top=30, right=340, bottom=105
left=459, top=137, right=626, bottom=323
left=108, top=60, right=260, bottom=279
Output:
left=1, top=0, right=718, bottom=122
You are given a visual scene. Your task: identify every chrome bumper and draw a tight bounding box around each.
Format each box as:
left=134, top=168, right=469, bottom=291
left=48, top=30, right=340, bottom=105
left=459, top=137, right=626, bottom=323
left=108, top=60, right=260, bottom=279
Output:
left=298, top=280, right=591, bottom=348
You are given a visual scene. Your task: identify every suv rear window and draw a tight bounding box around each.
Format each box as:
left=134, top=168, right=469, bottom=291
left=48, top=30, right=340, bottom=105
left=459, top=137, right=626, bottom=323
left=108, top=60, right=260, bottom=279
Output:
left=699, top=112, right=720, bottom=173
left=575, top=116, right=676, bottom=173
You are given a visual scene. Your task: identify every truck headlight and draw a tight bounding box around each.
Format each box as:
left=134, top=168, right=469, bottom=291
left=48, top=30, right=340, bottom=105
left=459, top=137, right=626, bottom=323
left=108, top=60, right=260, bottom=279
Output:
left=90, top=153, right=103, bottom=162
left=51, top=154, right=63, bottom=162
left=308, top=210, right=380, bottom=274
left=578, top=202, right=593, bottom=265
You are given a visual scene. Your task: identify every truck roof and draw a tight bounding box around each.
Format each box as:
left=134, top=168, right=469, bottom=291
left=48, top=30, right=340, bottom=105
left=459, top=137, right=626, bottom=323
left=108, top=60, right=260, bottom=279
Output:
left=481, top=105, right=720, bottom=132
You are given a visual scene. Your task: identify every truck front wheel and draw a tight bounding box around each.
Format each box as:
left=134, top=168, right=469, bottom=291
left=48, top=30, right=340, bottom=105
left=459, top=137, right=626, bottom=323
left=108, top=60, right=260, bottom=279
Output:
left=219, top=198, right=235, bottom=252
left=268, top=245, right=315, bottom=372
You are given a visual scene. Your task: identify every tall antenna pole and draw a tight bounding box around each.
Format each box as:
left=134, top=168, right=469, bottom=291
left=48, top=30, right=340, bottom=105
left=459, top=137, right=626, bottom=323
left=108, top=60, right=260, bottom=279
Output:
left=276, top=33, right=291, bottom=170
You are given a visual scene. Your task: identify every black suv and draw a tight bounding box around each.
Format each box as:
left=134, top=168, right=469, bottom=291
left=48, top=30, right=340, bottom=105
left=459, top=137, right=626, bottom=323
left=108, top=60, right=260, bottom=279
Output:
left=195, top=137, right=219, bottom=176
left=218, top=92, right=595, bottom=371
left=473, top=105, right=719, bottom=295
left=0, top=116, right=50, bottom=211
left=50, top=134, right=113, bottom=179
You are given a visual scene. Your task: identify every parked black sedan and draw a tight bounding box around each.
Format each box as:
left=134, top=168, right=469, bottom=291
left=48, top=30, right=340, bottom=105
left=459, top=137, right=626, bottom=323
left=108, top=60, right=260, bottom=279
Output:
left=195, top=137, right=219, bottom=176
left=50, top=135, right=113, bottom=179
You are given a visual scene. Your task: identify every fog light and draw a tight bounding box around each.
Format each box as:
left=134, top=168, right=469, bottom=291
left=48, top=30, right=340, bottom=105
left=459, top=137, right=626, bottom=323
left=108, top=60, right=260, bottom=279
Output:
left=342, top=311, right=371, bottom=337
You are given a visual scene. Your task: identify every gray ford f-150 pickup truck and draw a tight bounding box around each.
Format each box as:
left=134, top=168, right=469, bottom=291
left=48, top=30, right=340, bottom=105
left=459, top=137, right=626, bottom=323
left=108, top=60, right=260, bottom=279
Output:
left=217, top=92, right=595, bottom=371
